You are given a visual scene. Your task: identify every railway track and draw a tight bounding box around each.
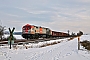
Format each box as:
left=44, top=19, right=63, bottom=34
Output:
left=0, top=38, right=59, bottom=45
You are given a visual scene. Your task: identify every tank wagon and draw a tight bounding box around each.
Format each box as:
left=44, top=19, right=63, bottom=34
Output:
left=22, top=24, right=69, bottom=39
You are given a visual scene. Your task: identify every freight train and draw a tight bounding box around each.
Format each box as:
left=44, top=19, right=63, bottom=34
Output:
left=22, top=24, right=69, bottom=39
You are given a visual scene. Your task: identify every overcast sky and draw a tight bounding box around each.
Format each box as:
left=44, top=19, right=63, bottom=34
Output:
left=0, top=0, right=90, bottom=34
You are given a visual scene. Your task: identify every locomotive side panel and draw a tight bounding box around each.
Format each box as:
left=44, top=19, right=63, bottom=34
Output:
left=31, top=25, right=35, bottom=34
left=46, top=28, right=52, bottom=35
left=35, top=26, right=39, bottom=34
left=42, top=27, right=46, bottom=34
left=39, top=27, right=42, bottom=34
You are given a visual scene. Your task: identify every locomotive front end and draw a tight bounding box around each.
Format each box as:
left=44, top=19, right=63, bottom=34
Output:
left=22, top=24, right=31, bottom=39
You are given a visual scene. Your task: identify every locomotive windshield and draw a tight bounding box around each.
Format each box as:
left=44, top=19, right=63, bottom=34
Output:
left=23, top=26, right=31, bottom=30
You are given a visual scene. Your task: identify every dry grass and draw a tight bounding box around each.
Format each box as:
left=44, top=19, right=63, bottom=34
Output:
left=80, top=40, right=90, bottom=51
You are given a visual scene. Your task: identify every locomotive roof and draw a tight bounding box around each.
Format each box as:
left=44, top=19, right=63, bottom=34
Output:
left=24, top=24, right=51, bottom=30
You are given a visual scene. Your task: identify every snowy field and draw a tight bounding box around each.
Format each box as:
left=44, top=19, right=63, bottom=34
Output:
left=80, top=35, right=90, bottom=41
left=0, top=35, right=90, bottom=60
left=4, top=35, right=25, bottom=39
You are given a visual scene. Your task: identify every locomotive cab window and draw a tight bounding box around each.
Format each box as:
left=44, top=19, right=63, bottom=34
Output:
left=28, top=26, right=30, bottom=29
left=23, top=26, right=31, bottom=30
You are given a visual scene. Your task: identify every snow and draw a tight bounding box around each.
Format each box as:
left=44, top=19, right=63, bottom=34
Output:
left=0, top=35, right=90, bottom=60
left=80, top=35, right=90, bottom=41
left=4, top=35, right=25, bottom=39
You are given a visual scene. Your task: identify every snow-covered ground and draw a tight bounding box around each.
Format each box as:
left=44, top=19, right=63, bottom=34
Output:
left=80, top=35, right=90, bottom=41
left=4, top=35, right=25, bottom=39
left=0, top=35, right=90, bottom=60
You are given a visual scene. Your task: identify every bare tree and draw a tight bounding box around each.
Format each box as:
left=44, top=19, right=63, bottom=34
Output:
left=67, top=30, right=70, bottom=36
left=77, top=31, right=83, bottom=36
left=0, top=26, right=6, bottom=40
left=0, top=20, right=6, bottom=40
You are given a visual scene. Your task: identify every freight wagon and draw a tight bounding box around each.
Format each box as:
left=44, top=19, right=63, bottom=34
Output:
left=52, top=31, right=69, bottom=38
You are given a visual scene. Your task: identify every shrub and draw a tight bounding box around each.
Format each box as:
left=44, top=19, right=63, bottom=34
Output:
left=80, top=40, right=90, bottom=51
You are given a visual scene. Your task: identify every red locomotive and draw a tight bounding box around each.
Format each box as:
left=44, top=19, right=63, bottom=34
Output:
left=22, top=24, right=69, bottom=39
left=22, top=24, right=52, bottom=39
